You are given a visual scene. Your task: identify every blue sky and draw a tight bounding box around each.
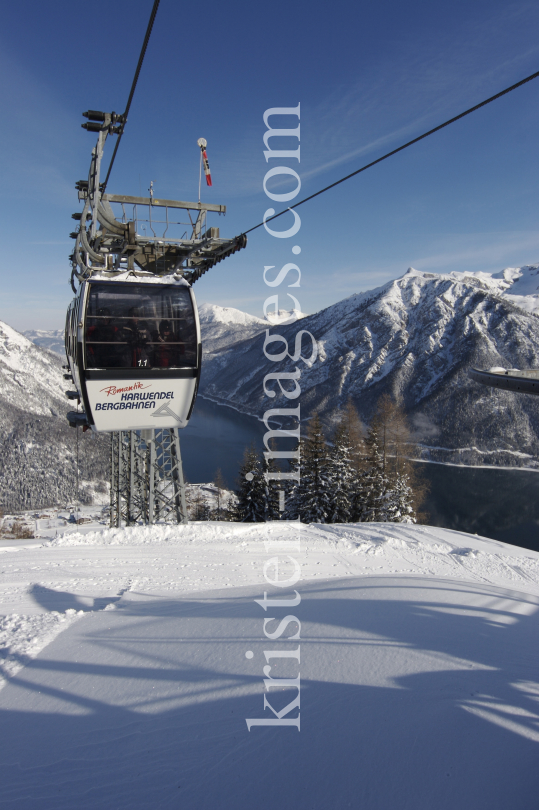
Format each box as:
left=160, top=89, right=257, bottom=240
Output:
left=2, top=0, right=539, bottom=330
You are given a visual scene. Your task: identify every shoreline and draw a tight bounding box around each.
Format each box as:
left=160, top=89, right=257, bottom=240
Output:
left=199, top=395, right=539, bottom=473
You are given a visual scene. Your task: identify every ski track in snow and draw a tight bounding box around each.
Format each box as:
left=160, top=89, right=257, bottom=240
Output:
left=1, top=521, right=539, bottom=808
left=1, top=521, right=539, bottom=688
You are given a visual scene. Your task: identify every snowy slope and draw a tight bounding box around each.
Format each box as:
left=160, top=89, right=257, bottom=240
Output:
left=0, top=321, right=109, bottom=510
left=200, top=265, right=539, bottom=466
left=0, top=321, right=66, bottom=416
left=198, top=302, right=268, bottom=354
left=447, top=264, right=539, bottom=316
left=488, top=263, right=539, bottom=298
left=0, top=521, right=538, bottom=809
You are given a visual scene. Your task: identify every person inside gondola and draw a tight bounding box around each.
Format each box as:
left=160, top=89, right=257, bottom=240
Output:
left=122, top=308, right=153, bottom=367
left=86, top=308, right=120, bottom=368
left=136, top=320, right=153, bottom=367
left=153, top=319, right=181, bottom=367
left=123, top=306, right=142, bottom=337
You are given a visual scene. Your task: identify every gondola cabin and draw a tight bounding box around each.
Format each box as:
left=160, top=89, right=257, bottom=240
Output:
left=65, top=275, right=201, bottom=432
left=469, top=367, right=539, bottom=395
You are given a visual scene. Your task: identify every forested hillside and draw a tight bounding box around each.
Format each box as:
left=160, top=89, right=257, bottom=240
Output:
left=0, top=322, right=108, bottom=511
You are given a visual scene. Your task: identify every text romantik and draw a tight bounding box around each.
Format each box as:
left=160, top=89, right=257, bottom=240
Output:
left=100, top=382, right=151, bottom=397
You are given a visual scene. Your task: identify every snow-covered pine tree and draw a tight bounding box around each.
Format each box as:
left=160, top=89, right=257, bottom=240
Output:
left=281, top=438, right=302, bottom=520
left=235, top=444, right=266, bottom=522
left=389, top=472, right=416, bottom=523
left=327, top=419, right=354, bottom=522
left=376, top=480, right=403, bottom=523
left=361, top=424, right=393, bottom=522
left=293, top=415, right=332, bottom=524
left=339, top=399, right=368, bottom=522
left=263, top=452, right=282, bottom=521
left=349, top=470, right=369, bottom=522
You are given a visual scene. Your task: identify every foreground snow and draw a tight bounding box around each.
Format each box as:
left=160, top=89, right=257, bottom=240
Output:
left=1, top=521, right=539, bottom=808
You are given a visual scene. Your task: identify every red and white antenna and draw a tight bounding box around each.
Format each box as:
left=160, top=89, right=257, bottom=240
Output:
left=197, top=138, right=212, bottom=201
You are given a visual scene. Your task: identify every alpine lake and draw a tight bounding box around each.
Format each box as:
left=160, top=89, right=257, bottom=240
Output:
left=181, top=398, right=539, bottom=554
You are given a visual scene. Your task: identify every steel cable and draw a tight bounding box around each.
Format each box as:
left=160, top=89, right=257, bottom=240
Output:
left=102, top=0, right=161, bottom=192
left=241, top=69, right=539, bottom=237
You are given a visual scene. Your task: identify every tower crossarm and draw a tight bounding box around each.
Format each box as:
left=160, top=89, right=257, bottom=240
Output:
left=70, top=112, right=247, bottom=291
left=103, top=194, right=226, bottom=214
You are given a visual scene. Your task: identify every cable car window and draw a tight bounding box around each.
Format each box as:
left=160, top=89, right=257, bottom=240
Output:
left=85, top=283, right=197, bottom=369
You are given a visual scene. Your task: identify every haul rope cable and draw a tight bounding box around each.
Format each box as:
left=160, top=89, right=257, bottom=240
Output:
left=101, top=0, right=161, bottom=192
left=241, top=69, right=539, bottom=237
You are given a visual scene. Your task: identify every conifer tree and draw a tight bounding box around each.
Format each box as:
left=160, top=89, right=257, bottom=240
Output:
left=389, top=472, right=416, bottom=523
left=235, top=445, right=266, bottom=522
left=361, top=424, right=392, bottom=522
left=292, top=415, right=332, bottom=524
left=349, top=472, right=369, bottom=523
left=338, top=399, right=368, bottom=522
left=263, top=452, right=283, bottom=521
left=281, top=438, right=302, bottom=521
left=327, top=420, right=354, bottom=522
left=376, top=476, right=406, bottom=523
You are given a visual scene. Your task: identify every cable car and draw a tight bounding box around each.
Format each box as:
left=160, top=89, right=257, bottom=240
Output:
left=65, top=108, right=246, bottom=434
left=469, top=367, right=539, bottom=395
left=65, top=273, right=201, bottom=432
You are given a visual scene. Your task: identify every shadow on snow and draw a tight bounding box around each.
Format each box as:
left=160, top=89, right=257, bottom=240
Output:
left=0, top=575, right=538, bottom=809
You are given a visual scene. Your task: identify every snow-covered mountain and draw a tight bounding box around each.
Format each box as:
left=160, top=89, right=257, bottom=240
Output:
left=0, top=321, right=108, bottom=510
left=22, top=328, right=65, bottom=357
left=440, top=264, right=539, bottom=317
left=264, top=307, right=307, bottom=325
left=199, top=264, right=539, bottom=467
left=0, top=323, right=66, bottom=416
left=198, top=303, right=267, bottom=354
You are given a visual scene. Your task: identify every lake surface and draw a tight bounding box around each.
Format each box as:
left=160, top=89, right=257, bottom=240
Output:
left=419, top=462, right=539, bottom=553
left=181, top=398, right=539, bottom=552
left=178, top=397, right=265, bottom=489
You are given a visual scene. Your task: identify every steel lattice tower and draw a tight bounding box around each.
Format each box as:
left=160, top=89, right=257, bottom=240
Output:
left=110, top=429, right=187, bottom=527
